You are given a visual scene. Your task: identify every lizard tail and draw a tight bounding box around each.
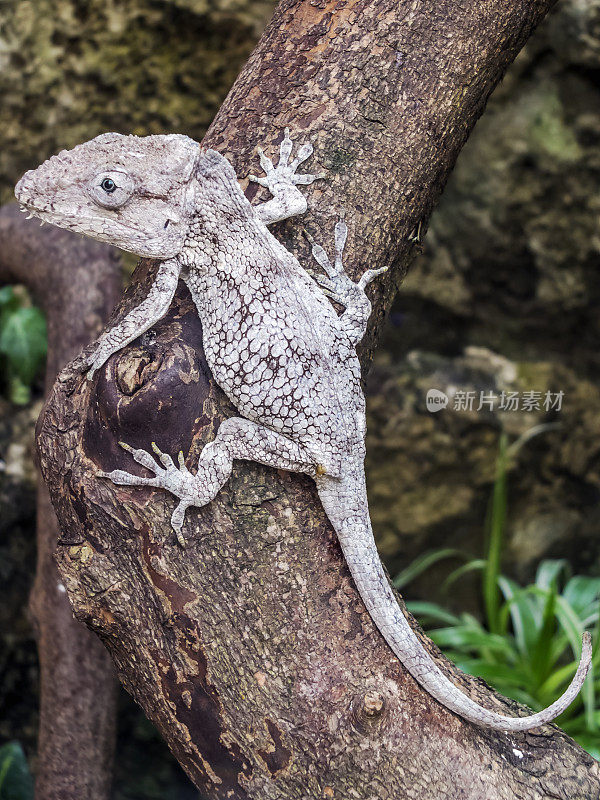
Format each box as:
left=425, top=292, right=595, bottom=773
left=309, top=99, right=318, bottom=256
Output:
left=316, top=465, right=592, bottom=731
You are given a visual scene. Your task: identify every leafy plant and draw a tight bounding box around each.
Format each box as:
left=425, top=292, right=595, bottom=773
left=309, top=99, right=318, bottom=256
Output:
left=0, top=742, right=33, bottom=800
left=0, top=286, right=47, bottom=405
left=395, top=427, right=600, bottom=758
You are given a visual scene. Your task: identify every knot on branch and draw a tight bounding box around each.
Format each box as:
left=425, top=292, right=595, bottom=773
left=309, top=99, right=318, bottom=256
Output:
left=352, top=688, right=388, bottom=732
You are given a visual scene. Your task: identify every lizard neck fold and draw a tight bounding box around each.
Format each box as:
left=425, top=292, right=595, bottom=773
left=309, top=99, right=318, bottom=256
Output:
left=180, top=181, right=285, bottom=286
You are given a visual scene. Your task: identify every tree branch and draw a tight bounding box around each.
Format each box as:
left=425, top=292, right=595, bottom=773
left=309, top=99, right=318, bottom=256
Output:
left=36, top=1, right=600, bottom=798
left=0, top=205, right=122, bottom=800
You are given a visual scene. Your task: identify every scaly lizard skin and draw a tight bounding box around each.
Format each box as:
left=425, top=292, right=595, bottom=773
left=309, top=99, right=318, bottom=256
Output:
left=16, top=130, right=591, bottom=731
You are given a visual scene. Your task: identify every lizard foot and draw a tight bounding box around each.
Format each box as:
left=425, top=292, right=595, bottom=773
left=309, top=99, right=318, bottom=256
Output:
left=99, top=442, right=208, bottom=546
left=249, top=127, right=324, bottom=192
left=307, top=220, right=388, bottom=305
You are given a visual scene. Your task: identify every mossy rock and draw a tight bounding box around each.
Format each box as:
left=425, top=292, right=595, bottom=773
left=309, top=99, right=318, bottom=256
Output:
left=0, top=0, right=274, bottom=204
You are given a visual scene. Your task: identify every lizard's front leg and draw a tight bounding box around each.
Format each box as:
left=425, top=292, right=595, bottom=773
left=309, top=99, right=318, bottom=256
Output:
left=87, top=258, right=181, bottom=377
left=249, top=128, right=324, bottom=225
left=100, top=417, right=315, bottom=545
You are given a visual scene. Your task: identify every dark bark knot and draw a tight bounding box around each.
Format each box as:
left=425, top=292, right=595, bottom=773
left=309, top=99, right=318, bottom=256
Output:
left=115, top=349, right=161, bottom=395
left=257, top=719, right=292, bottom=777
left=352, top=689, right=388, bottom=733
left=83, top=289, right=212, bottom=475
left=362, top=689, right=385, bottom=717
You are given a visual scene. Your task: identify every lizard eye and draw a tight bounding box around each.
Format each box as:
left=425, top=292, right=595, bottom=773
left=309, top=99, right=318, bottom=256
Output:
left=100, top=177, right=116, bottom=193
left=88, top=170, right=134, bottom=209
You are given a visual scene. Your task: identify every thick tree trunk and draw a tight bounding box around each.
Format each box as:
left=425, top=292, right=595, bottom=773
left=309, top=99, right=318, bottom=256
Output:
left=36, top=1, right=600, bottom=798
left=0, top=205, right=121, bottom=800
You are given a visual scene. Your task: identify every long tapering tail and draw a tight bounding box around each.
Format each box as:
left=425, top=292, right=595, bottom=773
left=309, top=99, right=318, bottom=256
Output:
left=316, top=465, right=592, bottom=731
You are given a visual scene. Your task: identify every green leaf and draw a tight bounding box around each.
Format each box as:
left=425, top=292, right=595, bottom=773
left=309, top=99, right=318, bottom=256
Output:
left=483, top=432, right=508, bottom=634
left=456, top=658, right=530, bottom=689
left=429, top=626, right=514, bottom=655
left=405, top=601, right=461, bottom=626
left=0, top=742, right=34, bottom=800
left=539, top=657, right=581, bottom=697
left=0, top=287, right=16, bottom=307
left=554, top=595, right=586, bottom=656
left=531, top=585, right=557, bottom=685
left=6, top=373, right=31, bottom=406
left=554, top=596, right=596, bottom=729
left=580, top=608, right=600, bottom=629
left=0, top=306, right=46, bottom=386
left=564, top=576, right=600, bottom=616
left=498, top=577, right=541, bottom=656
left=441, top=559, right=486, bottom=592
left=393, top=548, right=466, bottom=589
left=535, top=560, right=567, bottom=591
left=0, top=288, right=20, bottom=335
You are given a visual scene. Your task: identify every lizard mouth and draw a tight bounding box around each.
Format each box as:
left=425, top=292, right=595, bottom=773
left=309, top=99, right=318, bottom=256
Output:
left=15, top=197, right=178, bottom=258
left=15, top=193, right=132, bottom=237
left=15, top=175, right=63, bottom=228
left=17, top=200, right=64, bottom=228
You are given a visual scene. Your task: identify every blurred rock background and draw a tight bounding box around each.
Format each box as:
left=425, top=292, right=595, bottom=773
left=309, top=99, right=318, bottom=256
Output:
left=1, top=0, right=599, bottom=796
left=367, top=0, right=600, bottom=592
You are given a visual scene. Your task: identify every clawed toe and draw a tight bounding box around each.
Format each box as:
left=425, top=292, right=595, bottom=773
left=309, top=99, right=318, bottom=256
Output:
left=118, top=440, right=158, bottom=469
left=151, top=441, right=176, bottom=470
left=291, top=173, right=322, bottom=185
left=358, top=266, right=389, bottom=289
left=98, top=468, right=159, bottom=487
left=249, top=174, right=268, bottom=187
left=171, top=501, right=190, bottom=547
left=308, top=218, right=354, bottom=300
left=279, top=127, right=294, bottom=164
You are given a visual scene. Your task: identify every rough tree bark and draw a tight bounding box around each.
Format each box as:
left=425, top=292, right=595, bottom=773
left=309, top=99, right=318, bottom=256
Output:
left=0, top=205, right=121, bottom=800
left=36, top=1, right=600, bottom=798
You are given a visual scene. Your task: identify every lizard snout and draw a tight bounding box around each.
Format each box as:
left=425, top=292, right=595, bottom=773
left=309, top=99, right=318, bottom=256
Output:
left=15, top=170, right=36, bottom=204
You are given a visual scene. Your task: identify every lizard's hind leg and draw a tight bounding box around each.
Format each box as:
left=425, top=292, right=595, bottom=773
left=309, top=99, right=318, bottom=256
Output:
left=307, top=220, right=387, bottom=345
left=99, top=418, right=315, bottom=543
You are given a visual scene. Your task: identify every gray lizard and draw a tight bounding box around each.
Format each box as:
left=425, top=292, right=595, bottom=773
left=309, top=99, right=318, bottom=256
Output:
left=15, top=129, right=591, bottom=731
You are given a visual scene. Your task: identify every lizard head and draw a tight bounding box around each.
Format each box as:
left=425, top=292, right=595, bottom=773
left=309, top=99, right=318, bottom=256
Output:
left=15, top=132, right=200, bottom=259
